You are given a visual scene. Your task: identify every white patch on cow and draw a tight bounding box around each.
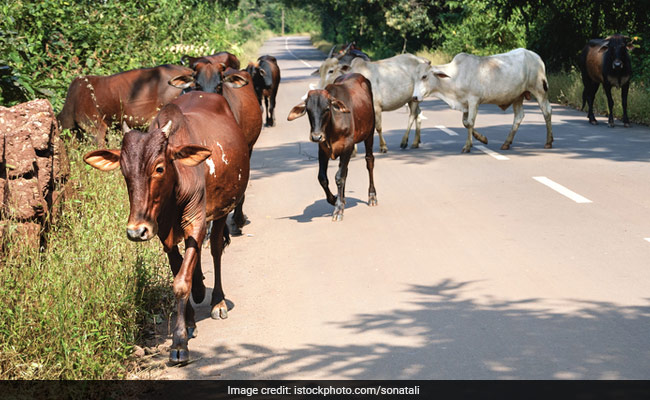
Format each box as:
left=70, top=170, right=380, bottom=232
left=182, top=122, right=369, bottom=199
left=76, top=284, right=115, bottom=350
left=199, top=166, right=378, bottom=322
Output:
left=205, top=157, right=216, bottom=176
left=216, top=142, right=228, bottom=165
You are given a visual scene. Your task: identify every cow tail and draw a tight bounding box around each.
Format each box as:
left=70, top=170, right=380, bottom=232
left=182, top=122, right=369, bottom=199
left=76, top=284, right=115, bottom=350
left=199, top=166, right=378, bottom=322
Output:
left=542, top=78, right=548, bottom=92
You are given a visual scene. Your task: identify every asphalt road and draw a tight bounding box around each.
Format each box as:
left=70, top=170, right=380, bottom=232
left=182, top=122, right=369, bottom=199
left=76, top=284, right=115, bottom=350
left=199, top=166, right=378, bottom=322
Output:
left=162, top=36, right=650, bottom=380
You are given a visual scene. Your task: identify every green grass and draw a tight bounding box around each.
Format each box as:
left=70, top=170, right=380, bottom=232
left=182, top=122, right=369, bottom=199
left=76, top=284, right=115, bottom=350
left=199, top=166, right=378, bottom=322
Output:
left=547, top=68, right=650, bottom=126
left=0, top=133, right=172, bottom=379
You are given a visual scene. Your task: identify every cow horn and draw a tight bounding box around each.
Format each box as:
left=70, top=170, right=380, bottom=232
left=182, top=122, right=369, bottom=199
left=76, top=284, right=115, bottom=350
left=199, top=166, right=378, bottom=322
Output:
left=122, top=122, right=131, bottom=133
left=161, top=120, right=173, bottom=138
left=327, top=45, right=336, bottom=59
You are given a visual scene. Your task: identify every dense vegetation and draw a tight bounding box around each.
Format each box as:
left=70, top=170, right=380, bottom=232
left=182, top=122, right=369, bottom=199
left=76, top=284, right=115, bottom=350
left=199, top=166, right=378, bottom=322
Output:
left=0, top=0, right=647, bottom=380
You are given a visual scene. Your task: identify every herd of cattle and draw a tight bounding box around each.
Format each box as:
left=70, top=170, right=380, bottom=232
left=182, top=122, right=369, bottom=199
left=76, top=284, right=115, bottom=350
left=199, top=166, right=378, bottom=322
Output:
left=56, top=34, right=633, bottom=364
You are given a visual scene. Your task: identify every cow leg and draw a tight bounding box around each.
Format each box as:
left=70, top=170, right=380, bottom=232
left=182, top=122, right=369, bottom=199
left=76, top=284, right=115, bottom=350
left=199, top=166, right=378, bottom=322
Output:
left=210, top=216, right=229, bottom=320
left=375, top=104, right=388, bottom=153
left=165, top=245, right=202, bottom=337
left=332, top=150, right=352, bottom=221
left=169, top=225, right=206, bottom=364
left=231, top=194, right=247, bottom=236
left=264, top=96, right=271, bottom=127
left=414, top=102, right=423, bottom=149
left=364, top=134, right=377, bottom=207
left=586, top=81, right=599, bottom=125
left=538, top=95, right=553, bottom=148
left=461, top=104, right=481, bottom=153
left=622, top=82, right=630, bottom=127
left=400, top=101, right=421, bottom=149
left=501, top=98, right=525, bottom=150
left=318, top=146, right=336, bottom=205
left=269, top=94, right=277, bottom=127
left=603, top=82, right=615, bottom=127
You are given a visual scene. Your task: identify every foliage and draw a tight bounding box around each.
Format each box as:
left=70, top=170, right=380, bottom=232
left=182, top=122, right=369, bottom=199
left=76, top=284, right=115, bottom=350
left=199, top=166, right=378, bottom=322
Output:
left=0, top=0, right=267, bottom=110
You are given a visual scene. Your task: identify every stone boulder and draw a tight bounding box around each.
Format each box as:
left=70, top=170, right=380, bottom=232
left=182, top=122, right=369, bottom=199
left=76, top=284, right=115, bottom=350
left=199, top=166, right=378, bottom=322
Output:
left=0, top=99, right=69, bottom=249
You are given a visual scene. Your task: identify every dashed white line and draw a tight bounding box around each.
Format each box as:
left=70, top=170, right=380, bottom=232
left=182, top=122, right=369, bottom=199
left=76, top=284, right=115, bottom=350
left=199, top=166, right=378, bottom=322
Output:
left=285, top=36, right=313, bottom=68
left=435, top=125, right=458, bottom=136
left=475, top=145, right=510, bottom=161
left=533, top=176, right=592, bottom=203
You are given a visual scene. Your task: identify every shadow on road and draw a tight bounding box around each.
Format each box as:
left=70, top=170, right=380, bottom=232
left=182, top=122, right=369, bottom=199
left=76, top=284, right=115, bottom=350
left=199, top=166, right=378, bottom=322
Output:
left=186, top=279, right=650, bottom=379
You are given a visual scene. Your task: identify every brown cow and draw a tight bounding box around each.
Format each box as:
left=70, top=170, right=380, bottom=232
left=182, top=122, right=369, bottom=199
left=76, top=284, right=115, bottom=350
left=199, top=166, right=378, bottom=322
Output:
left=57, top=64, right=192, bottom=144
left=169, top=63, right=262, bottom=235
left=83, top=91, right=250, bottom=364
left=580, top=34, right=633, bottom=127
left=181, top=51, right=240, bottom=70
left=288, top=73, right=376, bottom=221
left=246, top=55, right=281, bottom=127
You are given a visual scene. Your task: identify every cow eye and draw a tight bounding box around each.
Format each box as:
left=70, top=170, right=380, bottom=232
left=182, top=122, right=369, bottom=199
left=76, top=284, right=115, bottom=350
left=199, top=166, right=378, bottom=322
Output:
left=421, top=75, right=427, bottom=80
left=155, top=165, right=164, bottom=174
left=328, top=69, right=334, bottom=74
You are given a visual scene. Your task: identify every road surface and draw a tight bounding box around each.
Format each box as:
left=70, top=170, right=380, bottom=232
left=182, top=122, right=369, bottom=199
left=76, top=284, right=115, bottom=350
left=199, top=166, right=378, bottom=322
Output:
left=161, top=36, right=650, bottom=380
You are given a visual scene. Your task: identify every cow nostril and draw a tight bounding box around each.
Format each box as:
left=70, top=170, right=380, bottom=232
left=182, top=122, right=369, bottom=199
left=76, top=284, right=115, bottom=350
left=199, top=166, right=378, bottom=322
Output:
left=127, top=226, right=147, bottom=241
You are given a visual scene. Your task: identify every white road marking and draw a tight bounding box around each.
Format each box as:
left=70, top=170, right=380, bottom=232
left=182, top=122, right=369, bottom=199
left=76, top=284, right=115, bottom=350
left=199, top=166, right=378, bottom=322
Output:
left=435, top=125, right=458, bottom=136
left=475, top=145, right=510, bottom=161
left=285, top=37, right=313, bottom=68
left=533, top=176, right=592, bottom=203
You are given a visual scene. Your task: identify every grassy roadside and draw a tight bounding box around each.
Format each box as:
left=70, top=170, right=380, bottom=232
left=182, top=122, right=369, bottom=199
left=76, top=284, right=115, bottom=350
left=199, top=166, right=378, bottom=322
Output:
left=0, top=134, right=172, bottom=379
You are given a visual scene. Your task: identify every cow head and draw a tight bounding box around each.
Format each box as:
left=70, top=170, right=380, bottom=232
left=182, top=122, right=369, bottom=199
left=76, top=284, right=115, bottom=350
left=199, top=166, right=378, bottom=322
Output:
left=412, top=63, right=451, bottom=102
left=83, top=105, right=211, bottom=242
left=169, top=62, right=248, bottom=94
left=601, top=34, right=634, bottom=72
left=315, top=58, right=348, bottom=89
left=245, top=62, right=267, bottom=101
left=287, top=89, right=350, bottom=143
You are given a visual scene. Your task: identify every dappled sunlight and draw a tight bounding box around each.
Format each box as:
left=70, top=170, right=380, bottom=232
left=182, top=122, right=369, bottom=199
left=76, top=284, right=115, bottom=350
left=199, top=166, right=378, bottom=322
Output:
left=178, top=279, right=650, bottom=379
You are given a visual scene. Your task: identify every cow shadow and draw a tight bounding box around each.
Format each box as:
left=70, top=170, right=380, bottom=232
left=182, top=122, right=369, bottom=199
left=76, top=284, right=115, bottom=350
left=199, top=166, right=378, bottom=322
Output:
left=282, top=197, right=362, bottom=223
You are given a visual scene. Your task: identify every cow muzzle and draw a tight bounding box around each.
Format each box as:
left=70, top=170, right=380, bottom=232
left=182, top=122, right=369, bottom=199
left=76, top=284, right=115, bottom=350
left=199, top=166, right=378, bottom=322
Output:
left=613, top=60, right=623, bottom=70
left=126, top=223, right=155, bottom=242
left=310, top=132, right=325, bottom=143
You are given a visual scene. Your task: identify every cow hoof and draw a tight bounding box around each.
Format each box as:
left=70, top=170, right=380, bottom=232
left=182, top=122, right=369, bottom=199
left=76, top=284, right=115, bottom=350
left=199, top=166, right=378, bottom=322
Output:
left=230, top=224, right=242, bottom=237
left=380, top=146, right=388, bottom=154
left=187, top=326, right=198, bottom=339
left=608, top=122, right=615, bottom=128
left=234, top=214, right=248, bottom=229
left=410, top=143, right=420, bottom=149
left=332, top=213, right=343, bottom=222
left=589, top=120, right=598, bottom=125
left=624, top=123, right=630, bottom=128
left=368, top=195, right=378, bottom=207
left=211, top=301, right=229, bottom=320
left=500, top=143, right=510, bottom=150
left=545, top=143, right=553, bottom=149
left=169, top=348, right=190, bottom=365
left=461, top=147, right=471, bottom=153
left=400, top=142, right=408, bottom=149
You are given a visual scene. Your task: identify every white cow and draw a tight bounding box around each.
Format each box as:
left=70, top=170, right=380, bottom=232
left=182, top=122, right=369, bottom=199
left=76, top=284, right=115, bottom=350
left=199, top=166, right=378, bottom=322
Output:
left=412, top=48, right=553, bottom=153
left=319, top=53, right=430, bottom=153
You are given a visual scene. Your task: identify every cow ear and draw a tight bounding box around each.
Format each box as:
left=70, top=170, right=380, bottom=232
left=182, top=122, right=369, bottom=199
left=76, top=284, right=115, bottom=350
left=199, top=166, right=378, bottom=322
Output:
left=224, top=73, right=249, bottom=88
left=340, top=65, right=351, bottom=73
left=288, top=103, right=306, bottom=121
left=171, top=145, right=212, bottom=167
left=169, top=74, right=194, bottom=89
left=84, top=149, right=121, bottom=171
left=434, top=71, right=450, bottom=79
left=331, top=99, right=350, bottom=113
left=627, top=42, right=635, bottom=51
left=311, top=68, right=321, bottom=76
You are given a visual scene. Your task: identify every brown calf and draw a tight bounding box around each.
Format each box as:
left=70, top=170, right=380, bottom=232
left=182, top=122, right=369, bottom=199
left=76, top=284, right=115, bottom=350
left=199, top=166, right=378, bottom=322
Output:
left=246, top=55, right=281, bottom=127
left=57, top=64, right=192, bottom=145
left=84, top=91, right=250, bottom=364
left=288, top=73, right=376, bottom=221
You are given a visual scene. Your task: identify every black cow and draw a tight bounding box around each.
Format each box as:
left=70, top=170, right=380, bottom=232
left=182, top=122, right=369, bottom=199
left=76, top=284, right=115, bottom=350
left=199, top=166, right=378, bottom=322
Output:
left=580, top=34, right=633, bottom=127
